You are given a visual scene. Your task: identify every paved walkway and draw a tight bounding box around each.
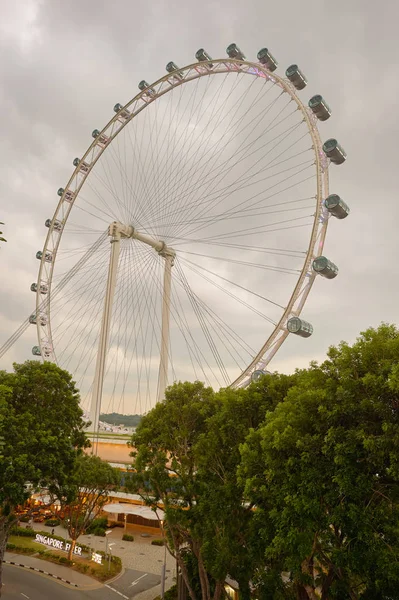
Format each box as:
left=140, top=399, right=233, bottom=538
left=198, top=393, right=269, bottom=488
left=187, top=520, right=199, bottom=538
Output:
left=22, top=521, right=177, bottom=598
left=30, top=521, right=176, bottom=576
left=5, top=551, right=100, bottom=588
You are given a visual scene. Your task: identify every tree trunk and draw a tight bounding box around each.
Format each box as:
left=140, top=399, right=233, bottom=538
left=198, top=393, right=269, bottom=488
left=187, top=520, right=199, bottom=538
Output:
left=300, top=557, right=319, bottom=600
left=196, top=547, right=211, bottom=600
left=0, top=518, right=12, bottom=598
left=212, top=581, right=224, bottom=600
left=176, top=552, right=198, bottom=600
left=67, top=539, right=76, bottom=561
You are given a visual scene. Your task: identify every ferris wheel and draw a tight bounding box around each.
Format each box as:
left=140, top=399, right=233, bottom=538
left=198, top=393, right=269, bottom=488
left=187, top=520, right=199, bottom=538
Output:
left=31, top=44, right=349, bottom=430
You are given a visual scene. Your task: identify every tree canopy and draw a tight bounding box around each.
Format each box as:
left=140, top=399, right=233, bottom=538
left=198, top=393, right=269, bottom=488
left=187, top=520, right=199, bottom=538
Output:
left=100, top=412, right=142, bottom=428
left=129, top=376, right=297, bottom=600
left=56, top=454, right=120, bottom=559
left=240, top=324, right=399, bottom=599
left=0, top=361, right=89, bottom=587
left=130, top=325, right=399, bottom=600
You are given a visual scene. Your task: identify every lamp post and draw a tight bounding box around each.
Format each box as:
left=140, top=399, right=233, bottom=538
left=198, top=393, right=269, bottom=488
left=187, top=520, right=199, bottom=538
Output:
left=108, top=543, right=115, bottom=571
left=105, top=529, right=113, bottom=556
left=160, top=520, right=167, bottom=600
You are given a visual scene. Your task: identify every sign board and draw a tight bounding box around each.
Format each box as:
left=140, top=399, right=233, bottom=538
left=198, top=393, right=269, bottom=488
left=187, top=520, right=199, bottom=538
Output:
left=92, top=552, right=103, bottom=564
left=35, top=533, right=82, bottom=556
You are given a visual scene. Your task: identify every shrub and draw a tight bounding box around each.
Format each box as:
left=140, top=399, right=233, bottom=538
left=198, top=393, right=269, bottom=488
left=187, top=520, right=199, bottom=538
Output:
left=10, top=526, right=36, bottom=538
left=151, top=539, right=165, bottom=546
left=44, top=519, right=60, bottom=527
left=93, top=527, right=106, bottom=537
left=86, top=517, right=108, bottom=533
left=59, top=556, right=70, bottom=565
left=165, top=584, right=178, bottom=600
left=122, top=534, right=134, bottom=542
left=19, top=515, right=30, bottom=523
left=75, top=563, right=89, bottom=573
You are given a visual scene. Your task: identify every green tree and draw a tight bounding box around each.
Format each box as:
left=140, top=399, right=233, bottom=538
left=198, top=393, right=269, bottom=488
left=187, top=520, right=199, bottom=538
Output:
left=0, top=361, right=88, bottom=591
left=56, top=454, right=120, bottom=559
left=194, top=374, right=297, bottom=600
left=240, top=324, right=399, bottom=599
left=129, top=380, right=219, bottom=600
left=130, top=376, right=297, bottom=600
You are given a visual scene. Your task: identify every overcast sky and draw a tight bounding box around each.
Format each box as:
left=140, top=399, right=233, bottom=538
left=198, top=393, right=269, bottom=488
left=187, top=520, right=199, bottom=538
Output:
left=0, top=0, right=397, bottom=412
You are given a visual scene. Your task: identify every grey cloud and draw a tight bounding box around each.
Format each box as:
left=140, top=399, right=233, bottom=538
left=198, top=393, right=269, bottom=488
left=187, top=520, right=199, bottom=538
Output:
left=0, top=0, right=397, bottom=410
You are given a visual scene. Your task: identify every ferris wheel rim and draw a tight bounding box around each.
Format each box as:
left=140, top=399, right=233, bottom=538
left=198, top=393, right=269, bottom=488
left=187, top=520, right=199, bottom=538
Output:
left=35, top=56, right=329, bottom=389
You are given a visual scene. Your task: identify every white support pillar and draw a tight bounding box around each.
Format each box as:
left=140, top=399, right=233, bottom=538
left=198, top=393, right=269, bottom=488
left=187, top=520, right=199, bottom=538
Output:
left=89, top=223, right=133, bottom=440
left=89, top=222, right=175, bottom=442
left=157, top=252, right=174, bottom=403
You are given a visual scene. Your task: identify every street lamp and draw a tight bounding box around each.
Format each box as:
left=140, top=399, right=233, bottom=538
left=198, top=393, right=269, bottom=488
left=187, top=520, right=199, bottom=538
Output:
left=105, top=529, right=113, bottom=556
left=108, top=543, right=115, bottom=571
left=160, top=520, right=167, bottom=600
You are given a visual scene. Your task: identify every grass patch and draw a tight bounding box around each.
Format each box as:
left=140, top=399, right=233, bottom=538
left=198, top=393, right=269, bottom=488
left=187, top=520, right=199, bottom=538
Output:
left=7, top=536, right=122, bottom=582
left=8, top=535, right=43, bottom=551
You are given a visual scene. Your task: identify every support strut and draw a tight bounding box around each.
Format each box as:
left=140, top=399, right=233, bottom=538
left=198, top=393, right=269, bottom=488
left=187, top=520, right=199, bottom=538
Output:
left=89, top=222, right=175, bottom=442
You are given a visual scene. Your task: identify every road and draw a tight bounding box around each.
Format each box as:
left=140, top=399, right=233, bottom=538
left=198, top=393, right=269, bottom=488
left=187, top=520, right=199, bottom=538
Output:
left=2, top=564, right=160, bottom=599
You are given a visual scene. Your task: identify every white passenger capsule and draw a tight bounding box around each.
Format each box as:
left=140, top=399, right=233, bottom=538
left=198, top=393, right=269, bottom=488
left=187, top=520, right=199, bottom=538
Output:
left=312, top=256, right=338, bottom=279
left=73, top=158, right=90, bottom=173
left=92, top=130, right=110, bottom=148
left=287, top=317, right=313, bottom=338
left=251, top=369, right=271, bottom=383
left=45, top=218, right=62, bottom=231
left=322, top=138, right=347, bottom=165
left=30, top=282, right=48, bottom=294
left=257, top=48, right=277, bottom=71
left=166, top=62, right=183, bottom=79
left=308, top=95, right=331, bottom=121
left=226, top=43, right=245, bottom=60
left=324, top=194, right=350, bottom=219
left=285, top=64, right=307, bottom=90
left=195, top=48, right=213, bottom=67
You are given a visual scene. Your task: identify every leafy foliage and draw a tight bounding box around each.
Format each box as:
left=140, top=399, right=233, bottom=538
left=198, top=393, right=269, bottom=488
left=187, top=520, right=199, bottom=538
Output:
left=130, top=325, right=399, bottom=600
left=0, top=361, right=89, bottom=590
left=130, top=377, right=296, bottom=600
left=240, top=324, right=399, bottom=599
left=100, top=412, right=142, bottom=428
left=56, top=454, right=120, bottom=558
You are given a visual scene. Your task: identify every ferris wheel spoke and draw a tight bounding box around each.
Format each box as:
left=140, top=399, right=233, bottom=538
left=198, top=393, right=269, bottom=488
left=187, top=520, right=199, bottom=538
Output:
left=142, top=72, right=234, bottom=222
left=175, top=126, right=312, bottom=235
left=167, top=99, right=296, bottom=237
left=174, top=262, right=230, bottom=386
left=54, top=245, right=139, bottom=367
left=169, top=122, right=310, bottom=240
left=147, top=85, right=291, bottom=231
left=157, top=77, right=210, bottom=232
left=85, top=163, right=129, bottom=224
left=200, top=213, right=314, bottom=242
left=172, top=237, right=307, bottom=258
left=176, top=256, right=279, bottom=324
left=173, top=266, right=255, bottom=369
left=177, top=249, right=300, bottom=275
left=152, top=74, right=264, bottom=233
left=144, top=74, right=270, bottom=229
